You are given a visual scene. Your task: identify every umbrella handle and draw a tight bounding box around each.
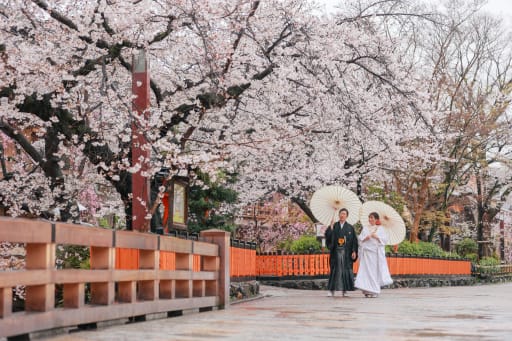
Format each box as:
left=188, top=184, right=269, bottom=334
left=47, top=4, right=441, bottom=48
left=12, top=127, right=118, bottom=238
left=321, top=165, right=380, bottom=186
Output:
left=330, top=210, right=337, bottom=226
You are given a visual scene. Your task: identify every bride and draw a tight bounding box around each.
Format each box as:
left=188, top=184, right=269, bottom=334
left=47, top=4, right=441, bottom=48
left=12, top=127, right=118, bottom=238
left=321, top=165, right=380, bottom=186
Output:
left=354, top=212, right=393, bottom=297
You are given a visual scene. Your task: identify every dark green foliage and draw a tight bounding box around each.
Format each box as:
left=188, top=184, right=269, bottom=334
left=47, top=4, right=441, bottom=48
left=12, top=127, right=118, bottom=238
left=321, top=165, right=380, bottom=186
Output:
left=455, top=238, right=478, bottom=257
left=187, top=170, right=238, bottom=233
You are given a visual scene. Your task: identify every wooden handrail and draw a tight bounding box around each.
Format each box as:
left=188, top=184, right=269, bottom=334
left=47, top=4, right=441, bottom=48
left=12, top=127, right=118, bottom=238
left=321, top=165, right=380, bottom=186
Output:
left=0, top=218, right=230, bottom=339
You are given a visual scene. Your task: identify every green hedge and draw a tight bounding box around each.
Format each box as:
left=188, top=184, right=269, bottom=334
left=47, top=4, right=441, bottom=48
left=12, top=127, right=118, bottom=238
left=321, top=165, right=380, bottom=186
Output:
left=455, top=238, right=478, bottom=257
left=289, top=235, right=321, bottom=253
left=475, top=256, right=501, bottom=274
left=386, top=241, right=458, bottom=258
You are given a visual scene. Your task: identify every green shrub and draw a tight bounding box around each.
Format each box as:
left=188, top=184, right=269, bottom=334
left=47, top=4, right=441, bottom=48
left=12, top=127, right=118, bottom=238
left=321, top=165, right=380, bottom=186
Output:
left=395, top=241, right=418, bottom=255
left=418, top=242, right=446, bottom=257
left=289, top=235, right=321, bottom=253
left=455, top=238, right=478, bottom=257
left=465, top=253, right=478, bottom=263
left=478, top=256, right=499, bottom=266
left=477, top=256, right=500, bottom=274
left=394, top=240, right=446, bottom=257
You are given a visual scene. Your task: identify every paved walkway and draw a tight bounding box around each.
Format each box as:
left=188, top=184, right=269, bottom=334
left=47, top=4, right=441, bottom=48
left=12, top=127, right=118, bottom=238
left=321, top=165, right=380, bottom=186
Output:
left=39, top=283, right=512, bottom=341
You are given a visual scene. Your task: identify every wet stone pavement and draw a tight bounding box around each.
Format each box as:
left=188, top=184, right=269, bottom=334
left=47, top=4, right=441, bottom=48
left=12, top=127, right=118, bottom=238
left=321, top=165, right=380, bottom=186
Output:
left=38, top=282, right=512, bottom=341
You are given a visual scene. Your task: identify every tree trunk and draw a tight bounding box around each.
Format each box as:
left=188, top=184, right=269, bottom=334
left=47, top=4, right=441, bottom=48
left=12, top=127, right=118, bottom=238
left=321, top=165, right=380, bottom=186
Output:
left=476, top=174, right=489, bottom=259
left=410, top=209, right=421, bottom=242
left=291, top=197, right=317, bottom=223
left=409, top=177, right=430, bottom=243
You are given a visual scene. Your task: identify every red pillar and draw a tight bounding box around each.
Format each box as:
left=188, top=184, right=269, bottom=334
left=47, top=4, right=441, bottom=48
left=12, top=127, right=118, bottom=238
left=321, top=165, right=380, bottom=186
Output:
left=131, top=50, right=151, bottom=232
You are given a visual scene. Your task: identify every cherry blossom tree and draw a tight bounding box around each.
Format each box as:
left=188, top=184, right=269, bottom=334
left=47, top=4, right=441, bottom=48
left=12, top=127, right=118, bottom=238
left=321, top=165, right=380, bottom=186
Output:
left=0, top=0, right=318, bottom=226
left=0, top=0, right=440, bottom=229
left=378, top=0, right=512, bottom=247
left=235, top=193, right=314, bottom=252
left=229, top=0, right=441, bottom=211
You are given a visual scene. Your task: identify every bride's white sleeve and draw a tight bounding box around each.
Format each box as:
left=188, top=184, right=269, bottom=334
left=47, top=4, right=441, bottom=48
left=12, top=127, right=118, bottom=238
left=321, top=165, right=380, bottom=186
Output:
left=358, top=227, right=369, bottom=242
left=377, top=227, right=388, bottom=245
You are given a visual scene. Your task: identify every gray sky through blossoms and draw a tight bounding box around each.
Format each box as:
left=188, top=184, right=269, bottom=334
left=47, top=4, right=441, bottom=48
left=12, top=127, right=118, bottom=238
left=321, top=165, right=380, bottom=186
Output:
left=314, top=0, right=512, bottom=20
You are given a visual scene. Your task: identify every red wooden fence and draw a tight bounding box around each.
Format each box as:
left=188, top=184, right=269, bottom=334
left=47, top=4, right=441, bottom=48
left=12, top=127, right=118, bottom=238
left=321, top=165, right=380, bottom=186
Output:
left=230, top=246, right=257, bottom=279
left=111, top=246, right=472, bottom=280
left=113, top=243, right=254, bottom=279
left=255, top=253, right=472, bottom=277
left=116, top=249, right=201, bottom=271
left=106, top=230, right=476, bottom=280
left=228, top=247, right=472, bottom=279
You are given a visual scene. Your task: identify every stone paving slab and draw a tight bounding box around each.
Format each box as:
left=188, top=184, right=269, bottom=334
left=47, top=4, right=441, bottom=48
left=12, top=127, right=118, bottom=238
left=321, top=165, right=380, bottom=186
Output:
left=37, top=283, right=512, bottom=341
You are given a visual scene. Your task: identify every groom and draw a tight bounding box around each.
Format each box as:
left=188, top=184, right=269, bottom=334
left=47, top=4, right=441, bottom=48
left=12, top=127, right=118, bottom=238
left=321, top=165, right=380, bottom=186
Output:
left=324, top=208, right=358, bottom=297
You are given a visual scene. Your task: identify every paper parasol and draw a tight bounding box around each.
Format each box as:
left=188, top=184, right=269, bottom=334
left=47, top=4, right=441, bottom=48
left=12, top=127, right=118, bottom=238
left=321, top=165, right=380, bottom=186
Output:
left=359, top=200, right=406, bottom=245
left=310, top=185, right=362, bottom=226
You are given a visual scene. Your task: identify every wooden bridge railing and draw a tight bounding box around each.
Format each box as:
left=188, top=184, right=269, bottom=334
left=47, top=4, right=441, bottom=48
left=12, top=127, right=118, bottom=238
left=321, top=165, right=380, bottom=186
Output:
left=256, top=252, right=472, bottom=277
left=0, top=218, right=230, bottom=339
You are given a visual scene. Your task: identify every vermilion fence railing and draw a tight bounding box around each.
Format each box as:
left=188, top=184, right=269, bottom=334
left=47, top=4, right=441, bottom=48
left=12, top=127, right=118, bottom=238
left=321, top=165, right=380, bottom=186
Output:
left=256, top=252, right=330, bottom=277
left=116, top=249, right=201, bottom=271
left=229, top=240, right=257, bottom=280
left=255, top=252, right=472, bottom=277
left=97, top=239, right=475, bottom=280
left=99, top=243, right=474, bottom=280
left=111, top=241, right=251, bottom=279
left=385, top=255, right=471, bottom=276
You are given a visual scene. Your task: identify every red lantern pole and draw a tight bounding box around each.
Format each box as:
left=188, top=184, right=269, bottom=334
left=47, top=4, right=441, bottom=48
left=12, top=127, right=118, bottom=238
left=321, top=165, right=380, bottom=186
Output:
left=131, top=50, right=151, bottom=232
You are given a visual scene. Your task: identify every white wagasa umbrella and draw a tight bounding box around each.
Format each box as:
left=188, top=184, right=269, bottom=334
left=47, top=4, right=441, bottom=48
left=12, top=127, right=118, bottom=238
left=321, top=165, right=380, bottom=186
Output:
left=359, top=200, right=406, bottom=245
left=310, top=185, right=362, bottom=226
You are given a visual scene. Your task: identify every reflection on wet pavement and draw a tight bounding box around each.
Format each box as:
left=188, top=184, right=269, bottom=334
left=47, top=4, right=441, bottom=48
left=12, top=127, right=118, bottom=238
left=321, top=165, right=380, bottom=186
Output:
left=40, top=283, right=512, bottom=341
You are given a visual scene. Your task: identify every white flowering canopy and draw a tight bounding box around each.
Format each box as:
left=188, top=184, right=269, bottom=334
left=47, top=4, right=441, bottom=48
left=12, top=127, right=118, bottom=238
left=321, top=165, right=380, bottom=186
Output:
left=0, top=0, right=439, bottom=221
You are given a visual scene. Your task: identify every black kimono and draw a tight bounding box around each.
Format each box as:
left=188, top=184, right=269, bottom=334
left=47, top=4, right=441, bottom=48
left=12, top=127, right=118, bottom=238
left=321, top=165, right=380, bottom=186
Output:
left=325, top=221, right=358, bottom=292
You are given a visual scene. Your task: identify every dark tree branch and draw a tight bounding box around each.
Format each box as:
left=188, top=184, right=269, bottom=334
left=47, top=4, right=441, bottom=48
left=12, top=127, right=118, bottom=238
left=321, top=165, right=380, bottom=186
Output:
left=222, top=1, right=260, bottom=74
left=0, top=119, right=44, bottom=166
left=32, top=0, right=79, bottom=31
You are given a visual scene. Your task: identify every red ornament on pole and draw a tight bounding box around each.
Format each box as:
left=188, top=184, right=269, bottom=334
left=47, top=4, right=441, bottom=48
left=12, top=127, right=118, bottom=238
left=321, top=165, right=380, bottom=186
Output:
left=131, top=50, right=151, bottom=232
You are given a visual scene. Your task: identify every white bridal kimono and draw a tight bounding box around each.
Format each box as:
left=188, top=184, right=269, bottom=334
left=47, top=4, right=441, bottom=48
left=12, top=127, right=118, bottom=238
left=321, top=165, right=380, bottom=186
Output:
left=354, top=225, right=393, bottom=295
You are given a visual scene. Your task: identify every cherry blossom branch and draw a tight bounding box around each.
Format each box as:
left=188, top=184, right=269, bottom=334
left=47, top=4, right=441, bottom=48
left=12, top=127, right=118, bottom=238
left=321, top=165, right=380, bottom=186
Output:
left=0, top=119, right=44, bottom=167
left=222, top=1, right=260, bottom=74
left=31, top=0, right=79, bottom=30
